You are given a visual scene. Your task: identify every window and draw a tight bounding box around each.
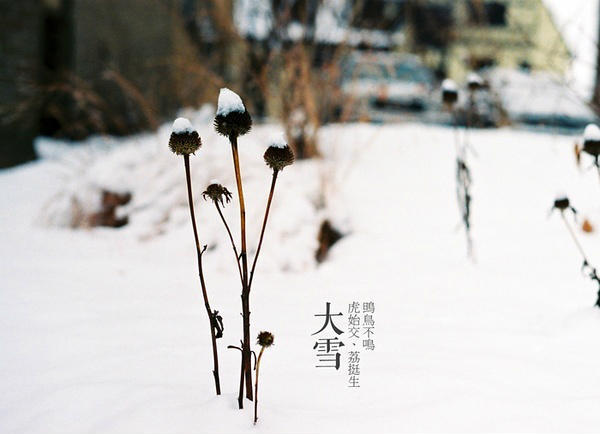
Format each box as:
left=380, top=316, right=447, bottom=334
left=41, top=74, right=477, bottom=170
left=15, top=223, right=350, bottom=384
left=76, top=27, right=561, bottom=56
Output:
left=468, top=1, right=507, bottom=27
left=273, top=0, right=318, bottom=25
left=413, top=4, right=454, bottom=48
left=351, top=0, right=405, bottom=30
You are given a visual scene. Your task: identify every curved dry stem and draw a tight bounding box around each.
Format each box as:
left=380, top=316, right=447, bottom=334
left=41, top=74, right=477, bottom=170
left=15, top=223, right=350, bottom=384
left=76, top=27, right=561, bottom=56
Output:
left=561, top=211, right=588, bottom=262
left=214, top=202, right=244, bottom=285
left=229, top=135, right=253, bottom=403
left=249, top=170, right=279, bottom=290
left=254, top=346, right=266, bottom=425
left=183, top=155, right=221, bottom=395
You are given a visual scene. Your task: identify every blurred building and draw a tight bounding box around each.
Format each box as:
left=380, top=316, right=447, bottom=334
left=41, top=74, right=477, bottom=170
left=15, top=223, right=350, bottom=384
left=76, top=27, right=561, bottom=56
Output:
left=0, top=0, right=572, bottom=167
left=0, top=0, right=221, bottom=168
left=247, top=0, right=570, bottom=76
left=417, top=0, right=572, bottom=81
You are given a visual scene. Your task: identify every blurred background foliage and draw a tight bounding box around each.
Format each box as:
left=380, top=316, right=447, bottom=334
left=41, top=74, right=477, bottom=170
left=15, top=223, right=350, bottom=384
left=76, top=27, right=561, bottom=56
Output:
left=0, top=0, right=596, bottom=167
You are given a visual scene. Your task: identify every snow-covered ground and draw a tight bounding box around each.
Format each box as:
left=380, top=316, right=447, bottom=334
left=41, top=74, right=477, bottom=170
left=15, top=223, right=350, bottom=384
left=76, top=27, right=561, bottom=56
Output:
left=2, top=115, right=600, bottom=433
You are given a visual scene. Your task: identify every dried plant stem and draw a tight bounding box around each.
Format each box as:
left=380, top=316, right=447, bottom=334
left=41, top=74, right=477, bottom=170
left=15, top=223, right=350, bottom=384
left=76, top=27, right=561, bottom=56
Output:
left=229, top=135, right=253, bottom=406
left=253, top=346, right=266, bottom=425
left=452, top=108, right=474, bottom=259
left=249, top=170, right=279, bottom=290
left=560, top=212, right=588, bottom=261
left=560, top=211, right=600, bottom=306
left=183, top=155, right=221, bottom=395
left=214, top=202, right=244, bottom=285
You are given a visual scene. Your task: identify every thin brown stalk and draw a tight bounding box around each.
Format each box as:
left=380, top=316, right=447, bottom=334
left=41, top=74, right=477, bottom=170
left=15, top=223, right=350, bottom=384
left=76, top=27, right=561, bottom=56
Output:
left=229, top=135, right=253, bottom=406
left=560, top=211, right=588, bottom=262
left=253, top=346, right=266, bottom=425
left=249, top=170, right=279, bottom=290
left=183, top=155, right=221, bottom=395
left=214, top=202, right=244, bottom=285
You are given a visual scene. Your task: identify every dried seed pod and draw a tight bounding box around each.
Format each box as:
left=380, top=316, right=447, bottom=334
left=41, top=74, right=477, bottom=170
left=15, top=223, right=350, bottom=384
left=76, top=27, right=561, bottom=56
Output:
left=583, top=124, right=600, bottom=158
left=553, top=196, right=570, bottom=211
left=169, top=118, right=201, bottom=155
left=257, top=331, right=274, bottom=348
left=202, top=182, right=233, bottom=207
left=214, top=88, right=252, bottom=138
left=467, top=72, right=484, bottom=92
left=264, top=135, right=295, bottom=171
left=442, top=78, right=458, bottom=105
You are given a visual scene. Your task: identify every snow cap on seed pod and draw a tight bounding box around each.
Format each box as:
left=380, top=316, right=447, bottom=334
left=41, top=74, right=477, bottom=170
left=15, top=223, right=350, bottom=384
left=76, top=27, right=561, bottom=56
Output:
left=553, top=195, right=570, bottom=211
left=169, top=118, right=201, bottom=155
left=583, top=124, right=600, bottom=157
left=467, top=72, right=484, bottom=91
left=264, top=133, right=294, bottom=171
left=214, top=88, right=252, bottom=138
left=442, top=78, right=458, bottom=105
left=202, top=180, right=233, bottom=207
left=257, top=331, right=274, bottom=348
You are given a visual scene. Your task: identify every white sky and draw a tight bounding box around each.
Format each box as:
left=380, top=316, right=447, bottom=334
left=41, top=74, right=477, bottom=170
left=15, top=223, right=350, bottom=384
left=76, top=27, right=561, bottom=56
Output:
left=543, top=0, right=599, bottom=98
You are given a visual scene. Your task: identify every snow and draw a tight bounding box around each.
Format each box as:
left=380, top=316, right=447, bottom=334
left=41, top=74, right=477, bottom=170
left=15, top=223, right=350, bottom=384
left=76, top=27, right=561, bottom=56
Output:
left=216, top=88, right=246, bottom=116
left=268, top=133, right=287, bottom=149
left=486, top=68, right=597, bottom=126
left=171, top=117, right=195, bottom=134
left=542, top=0, right=599, bottom=99
left=2, top=116, right=600, bottom=433
left=234, top=0, right=272, bottom=40
left=467, top=72, right=484, bottom=86
left=583, top=123, right=600, bottom=141
left=442, top=78, right=458, bottom=92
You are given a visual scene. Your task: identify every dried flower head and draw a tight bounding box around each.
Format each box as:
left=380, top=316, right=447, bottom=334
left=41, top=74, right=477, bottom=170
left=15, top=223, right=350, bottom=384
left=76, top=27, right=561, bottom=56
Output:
left=553, top=196, right=570, bottom=211
left=214, top=88, right=252, bottom=138
left=583, top=124, right=600, bottom=158
left=264, top=135, right=295, bottom=171
left=442, top=78, right=458, bottom=105
left=169, top=118, right=201, bottom=155
left=467, top=72, right=484, bottom=91
left=257, top=331, right=274, bottom=348
left=202, top=182, right=233, bottom=206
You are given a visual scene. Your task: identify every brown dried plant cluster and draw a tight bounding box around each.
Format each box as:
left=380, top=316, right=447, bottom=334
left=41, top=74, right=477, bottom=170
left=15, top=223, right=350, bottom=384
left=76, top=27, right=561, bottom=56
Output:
left=168, top=89, right=294, bottom=424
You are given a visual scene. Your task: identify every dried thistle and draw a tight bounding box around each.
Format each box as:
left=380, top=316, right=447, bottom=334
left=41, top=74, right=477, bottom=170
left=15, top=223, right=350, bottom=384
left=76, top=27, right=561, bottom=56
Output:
left=168, top=118, right=201, bottom=155
left=214, top=87, right=254, bottom=407
left=467, top=72, right=484, bottom=92
left=442, top=78, right=458, bottom=106
left=168, top=118, right=221, bottom=395
left=249, top=135, right=293, bottom=289
left=551, top=196, right=600, bottom=307
left=583, top=124, right=600, bottom=161
left=214, top=88, right=252, bottom=138
left=254, top=331, right=274, bottom=424
left=257, top=331, right=274, bottom=348
left=202, top=182, right=233, bottom=207
left=264, top=138, right=295, bottom=172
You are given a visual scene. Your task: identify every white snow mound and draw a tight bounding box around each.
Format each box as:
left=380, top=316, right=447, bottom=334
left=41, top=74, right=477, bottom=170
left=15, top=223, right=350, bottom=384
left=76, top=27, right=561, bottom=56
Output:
left=268, top=133, right=287, bottom=149
left=442, top=78, right=458, bottom=92
left=216, top=88, right=245, bottom=116
left=172, top=117, right=194, bottom=134
left=467, top=72, right=484, bottom=86
left=583, top=124, right=600, bottom=141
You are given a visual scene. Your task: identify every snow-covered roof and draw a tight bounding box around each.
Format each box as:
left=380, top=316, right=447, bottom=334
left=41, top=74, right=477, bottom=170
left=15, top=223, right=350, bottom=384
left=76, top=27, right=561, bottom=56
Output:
left=172, top=117, right=195, bottom=134
left=217, top=88, right=245, bottom=116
